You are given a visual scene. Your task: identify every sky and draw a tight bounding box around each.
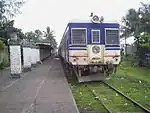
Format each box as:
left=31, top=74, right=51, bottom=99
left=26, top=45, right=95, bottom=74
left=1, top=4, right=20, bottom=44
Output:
left=14, top=0, right=149, bottom=45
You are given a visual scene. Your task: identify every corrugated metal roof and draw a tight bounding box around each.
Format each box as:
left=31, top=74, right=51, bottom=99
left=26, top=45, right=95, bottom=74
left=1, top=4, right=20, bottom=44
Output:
left=36, top=42, right=51, bottom=46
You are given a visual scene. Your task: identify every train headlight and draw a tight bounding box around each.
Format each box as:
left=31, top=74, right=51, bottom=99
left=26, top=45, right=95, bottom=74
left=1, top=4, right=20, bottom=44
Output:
left=92, top=46, right=100, bottom=54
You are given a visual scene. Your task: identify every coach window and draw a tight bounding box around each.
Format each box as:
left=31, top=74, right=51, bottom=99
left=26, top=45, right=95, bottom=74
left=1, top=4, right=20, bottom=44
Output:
left=91, top=30, right=100, bottom=43
left=71, top=28, right=87, bottom=45
left=105, top=28, right=120, bottom=45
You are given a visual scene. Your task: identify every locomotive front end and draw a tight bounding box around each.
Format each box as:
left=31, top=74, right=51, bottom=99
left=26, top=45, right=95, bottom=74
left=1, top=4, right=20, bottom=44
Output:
left=59, top=14, right=121, bottom=82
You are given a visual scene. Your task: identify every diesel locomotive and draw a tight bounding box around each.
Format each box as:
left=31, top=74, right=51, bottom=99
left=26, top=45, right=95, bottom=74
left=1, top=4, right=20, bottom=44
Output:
left=58, top=14, right=121, bottom=82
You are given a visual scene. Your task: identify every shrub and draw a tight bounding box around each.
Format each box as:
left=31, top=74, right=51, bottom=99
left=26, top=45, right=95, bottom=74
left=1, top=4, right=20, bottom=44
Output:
left=0, top=54, right=9, bottom=70
left=0, top=40, right=5, bottom=52
left=0, top=40, right=9, bottom=69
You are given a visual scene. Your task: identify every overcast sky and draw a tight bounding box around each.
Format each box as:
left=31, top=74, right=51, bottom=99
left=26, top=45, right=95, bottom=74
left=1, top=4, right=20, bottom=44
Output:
left=14, top=0, right=149, bottom=45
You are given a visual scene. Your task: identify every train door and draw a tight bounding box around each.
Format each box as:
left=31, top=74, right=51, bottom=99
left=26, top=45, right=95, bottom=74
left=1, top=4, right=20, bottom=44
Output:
left=87, top=29, right=104, bottom=64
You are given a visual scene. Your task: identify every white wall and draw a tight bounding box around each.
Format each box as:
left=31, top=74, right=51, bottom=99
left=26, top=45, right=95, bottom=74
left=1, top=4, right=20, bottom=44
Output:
left=120, top=36, right=135, bottom=45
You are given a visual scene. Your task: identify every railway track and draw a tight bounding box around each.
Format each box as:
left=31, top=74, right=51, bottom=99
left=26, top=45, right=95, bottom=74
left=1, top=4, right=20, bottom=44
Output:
left=85, top=81, right=150, bottom=113
left=61, top=59, right=150, bottom=113
left=85, top=84, right=111, bottom=113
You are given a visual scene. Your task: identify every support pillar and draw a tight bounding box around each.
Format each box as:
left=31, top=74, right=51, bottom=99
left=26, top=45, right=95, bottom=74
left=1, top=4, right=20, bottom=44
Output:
left=33, top=47, right=37, bottom=64
left=31, top=46, right=37, bottom=67
left=9, top=44, right=22, bottom=78
left=28, top=47, right=32, bottom=65
left=23, top=46, right=31, bottom=72
left=36, top=46, right=40, bottom=63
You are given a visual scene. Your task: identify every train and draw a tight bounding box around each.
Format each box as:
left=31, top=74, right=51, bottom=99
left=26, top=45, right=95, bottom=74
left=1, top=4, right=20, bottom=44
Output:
left=58, top=14, right=121, bottom=82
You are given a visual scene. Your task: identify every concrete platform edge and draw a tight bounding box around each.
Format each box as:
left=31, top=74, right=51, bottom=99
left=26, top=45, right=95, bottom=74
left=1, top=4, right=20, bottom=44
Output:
left=63, top=76, right=80, bottom=113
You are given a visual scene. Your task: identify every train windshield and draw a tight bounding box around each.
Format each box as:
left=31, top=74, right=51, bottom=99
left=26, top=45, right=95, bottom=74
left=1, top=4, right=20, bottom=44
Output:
left=105, top=29, right=120, bottom=45
left=71, top=29, right=86, bottom=45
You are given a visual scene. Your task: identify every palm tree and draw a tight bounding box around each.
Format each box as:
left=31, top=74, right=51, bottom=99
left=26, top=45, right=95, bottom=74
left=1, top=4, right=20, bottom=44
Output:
left=43, top=26, right=57, bottom=48
left=121, top=8, right=141, bottom=56
left=34, top=29, right=43, bottom=42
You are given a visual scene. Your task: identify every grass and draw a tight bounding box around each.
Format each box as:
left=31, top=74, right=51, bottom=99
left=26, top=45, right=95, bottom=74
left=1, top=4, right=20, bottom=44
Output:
left=66, top=71, right=108, bottom=113
left=89, top=83, right=144, bottom=113
left=64, top=56, right=150, bottom=113
left=107, top=56, right=150, bottom=110
left=73, top=84, right=107, bottom=113
left=117, top=56, right=150, bottom=83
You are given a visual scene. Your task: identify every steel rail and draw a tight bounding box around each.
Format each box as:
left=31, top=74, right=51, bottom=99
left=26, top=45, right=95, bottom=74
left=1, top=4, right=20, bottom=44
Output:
left=85, top=84, right=112, bottom=113
left=61, top=57, right=150, bottom=113
left=102, top=81, right=150, bottom=113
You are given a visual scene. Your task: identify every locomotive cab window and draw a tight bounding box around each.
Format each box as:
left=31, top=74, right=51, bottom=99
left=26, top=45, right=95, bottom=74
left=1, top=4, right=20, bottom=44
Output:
left=105, top=28, right=120, bottom=45
left=91, top=30, right=100, bottom=43
left=71, top=28, right=87, bottom=45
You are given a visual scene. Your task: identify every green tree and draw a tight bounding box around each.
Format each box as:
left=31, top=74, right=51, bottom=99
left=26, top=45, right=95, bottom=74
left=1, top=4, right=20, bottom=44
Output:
left=16, top=28, right=26, bottom=39
left=25, top=31, right=36, bottom=42
left=121, top=3, right=150, bottom=55
left=43, top=26, right=57, bottom=48
left=139, top=32, right=150, bottom=47
left=34, top=29, right=43, bottom=41
left=0, top=40, right=5, bottom=52
left=121, top=2, right=150, bottom=66
left=0, top=0, right=25, bottom=18
left=0, top=40, right=6, bottom=69
left=122, top=2, right=150, bottom=44
left=0, top=0, right=25, bottom=43
left=0, top=20, right=18, bottom=45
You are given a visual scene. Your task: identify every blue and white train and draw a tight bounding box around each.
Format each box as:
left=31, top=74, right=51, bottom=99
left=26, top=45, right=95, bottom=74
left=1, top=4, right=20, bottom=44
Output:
left=58, top=14, right=121, bottom=82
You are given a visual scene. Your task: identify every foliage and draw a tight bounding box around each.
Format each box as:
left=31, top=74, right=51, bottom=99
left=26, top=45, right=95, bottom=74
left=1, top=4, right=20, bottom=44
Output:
left=121, top=55, right=139, bottom=67
left=23, top=27, right=57, bottom=49
left=25, top=31, right=36, bottom=42
left=0, top=53, right=9, bottom=69
left=0, top=20, right=14, bottom=43
left=0, top=40, right=9, bottom=69
left=121, top=2, right=150, bottom=43
left=0, top=40, right=5, bottom=52
left=35, top=29, right=43, bottom=41
left=16, top=28, right=26, bottom=39
left=0, top=0, right=25, bottom=19
left=108, top=59, right=150, bottom=109
left=43, top=26, right=57, bottom=48
left=0, top=0, right=57, bottom=49
left=139, top=32, right=150, bottom=48
left=121, top=2, right=150, bottom=67
left=0, top=0, right=25, bottom=45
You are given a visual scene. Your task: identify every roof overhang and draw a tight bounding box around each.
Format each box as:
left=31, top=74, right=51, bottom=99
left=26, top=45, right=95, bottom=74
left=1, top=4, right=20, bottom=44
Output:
left=36, top=42, right=53, bottom=49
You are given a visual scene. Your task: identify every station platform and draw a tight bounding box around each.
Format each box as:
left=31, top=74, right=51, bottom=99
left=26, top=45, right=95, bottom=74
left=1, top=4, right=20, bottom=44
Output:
left=0, top=57, right=79, bottom=113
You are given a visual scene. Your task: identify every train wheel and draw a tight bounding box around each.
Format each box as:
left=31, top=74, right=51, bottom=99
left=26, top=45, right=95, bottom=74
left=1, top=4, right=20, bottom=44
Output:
left=78, top=69, right=82, bottom=77
left=104, top=69, right=111, bottom=80
left=85, top=67, right=90, bottom=76
left=114, top=65, right=117, bottom=73
left=68, top=64, right=73, bottom=76
left=104, top=65, right=114, bottom=80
